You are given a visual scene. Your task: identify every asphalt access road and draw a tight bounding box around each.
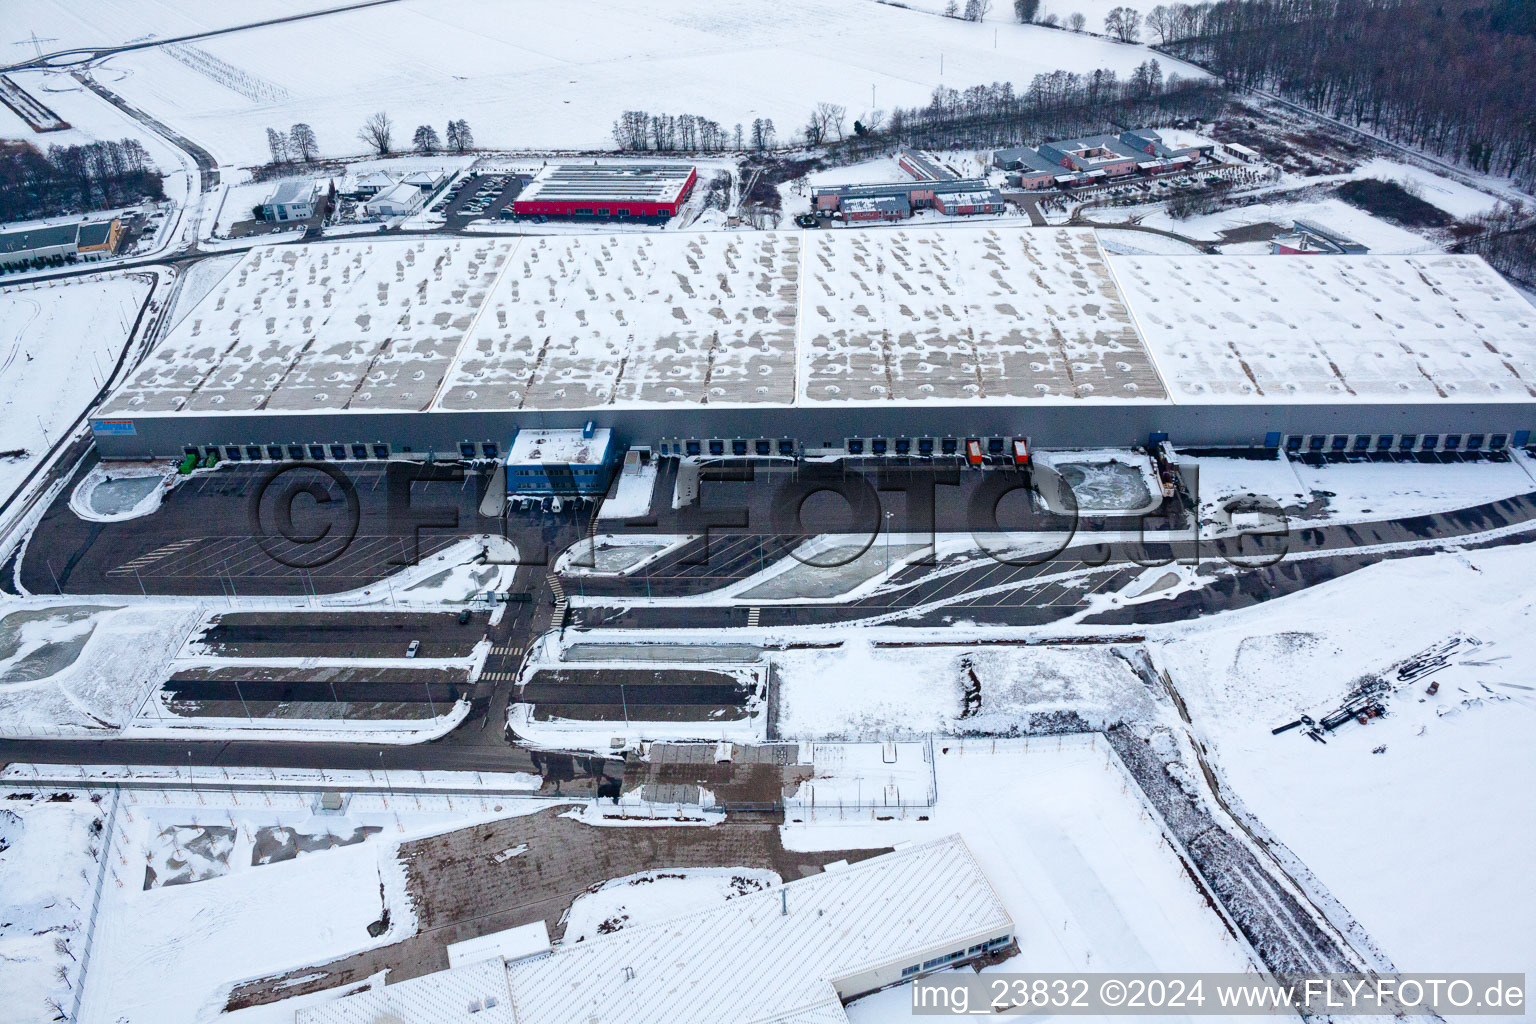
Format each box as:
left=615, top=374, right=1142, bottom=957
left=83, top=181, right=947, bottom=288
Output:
left=21, top=458, right=581, bottom=596
left=617, top=456, right=1175, bottom=539
left=575, top=490, right=1536, bottom=631
left=0, top=736, right=545, bottom=774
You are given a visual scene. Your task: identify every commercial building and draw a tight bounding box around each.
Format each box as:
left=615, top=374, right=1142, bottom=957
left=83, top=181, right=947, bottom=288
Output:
left=992, top=145, right=1066, bottom=189
left=88, top=226, right=1536, bottom=465
left=261, top=180, right=318, bottom=222
left=504, top=425, right=616, bottom=496
left=896, top=146, right=954, bottom=182
left=0, top=219, right=121, bottom=268
left=363, top=181, right=426, bottom=218
left=75, top=219, right=122, bottom=256
left=349, top=170, right=397, bottom=196
left=812, top=177, right=1002, bottom=219
left=511, top=163, right=698, bottom=221
left=293, top=835, right=1014, bottom=1024
left=994, top=127, right=1218, bottom=187
left=813, top=148, right=1003, bottom=219
left=1037, top=134, right=1143, bottom=177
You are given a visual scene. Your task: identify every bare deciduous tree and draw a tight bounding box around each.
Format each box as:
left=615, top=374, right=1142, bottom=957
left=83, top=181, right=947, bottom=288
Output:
left=1066, top=11, right=1084, bottom=30
left=289, top=123, right=317, bottom=162
left=265, top=127, right=288, bottom=165
left=1104, top=6, right=1141, bottom=42
left=357, top=111, right=393, bottom=156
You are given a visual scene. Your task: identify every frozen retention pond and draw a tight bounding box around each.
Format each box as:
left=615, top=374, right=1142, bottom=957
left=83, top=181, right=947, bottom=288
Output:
left=87, top=476, right=160, bottom=516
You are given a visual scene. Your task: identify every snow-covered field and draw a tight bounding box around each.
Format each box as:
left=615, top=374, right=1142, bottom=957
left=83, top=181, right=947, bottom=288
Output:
left=1153, top=543, right=1536, bottom=995
left=0, top=794, right=105, bottom=1022
left=0, top=275, right=153, bottom=508
left=773, top=640, right=1152, bottom=738
left=56, top=0, right=1185, bottom=165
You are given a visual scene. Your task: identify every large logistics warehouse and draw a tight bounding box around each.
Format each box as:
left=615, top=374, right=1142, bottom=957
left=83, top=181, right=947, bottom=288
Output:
left=90, top=226, right=1536, bottom=464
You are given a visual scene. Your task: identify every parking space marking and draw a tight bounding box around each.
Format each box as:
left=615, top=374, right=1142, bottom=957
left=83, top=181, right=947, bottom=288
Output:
left=108, top=538, right=201, bottom=575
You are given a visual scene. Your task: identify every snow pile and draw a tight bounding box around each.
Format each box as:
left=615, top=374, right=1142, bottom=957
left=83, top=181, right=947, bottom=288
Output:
left=597, top=460, right=658, bottom=521
left=562, top=867, right=780, bottom=943
left=772, top=640, right=1152, bottom=739
left=0, top=794, right=104, bottom=1022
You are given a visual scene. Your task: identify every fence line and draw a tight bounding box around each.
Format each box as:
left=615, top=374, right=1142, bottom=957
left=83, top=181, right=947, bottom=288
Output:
left=68, top=788, right=120, bottom=1023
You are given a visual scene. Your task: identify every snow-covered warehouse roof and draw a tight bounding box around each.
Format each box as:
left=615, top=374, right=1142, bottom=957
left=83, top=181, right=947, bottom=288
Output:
left=1111, top=253, right=1536, bottom=403
left=295, top=835, right=1011, bottom=1024
left=295, top=957, right=514, bottom=1024
left=96, top=228, right=1536, bottom=420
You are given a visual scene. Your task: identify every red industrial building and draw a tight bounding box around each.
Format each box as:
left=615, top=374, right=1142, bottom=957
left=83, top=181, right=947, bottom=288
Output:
left=511, top=163, right=698, bottom=221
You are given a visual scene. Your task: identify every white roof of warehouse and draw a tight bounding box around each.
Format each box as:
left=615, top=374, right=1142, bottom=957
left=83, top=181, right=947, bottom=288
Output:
left=503, top=834, right=1010, bottom=1024
left=296, top=958, right=513, bottom=1024
left=1109, top=253, right=1536, bottom=403
left=96, top=228, right=1536, bottom=420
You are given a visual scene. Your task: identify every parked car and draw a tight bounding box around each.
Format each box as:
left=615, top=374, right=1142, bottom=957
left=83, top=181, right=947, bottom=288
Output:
left=406, top=640, right=420, bottom=658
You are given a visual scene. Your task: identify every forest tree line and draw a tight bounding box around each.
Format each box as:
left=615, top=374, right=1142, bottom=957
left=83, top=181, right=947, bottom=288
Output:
left=0, top=138, right=164, bottom=224
left=1156, top=0, right=1536, bottom=190
left=836, top=60, right=1226, bottom=155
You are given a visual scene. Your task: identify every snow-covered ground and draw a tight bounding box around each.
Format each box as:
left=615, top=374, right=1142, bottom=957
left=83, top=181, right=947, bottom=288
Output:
left=787, top=735, right=1257, bottom=1005
left=1187, top=451, right=1536, bottom=532
left=75, top=787, right=548, bottom=1024
left=772, top=639, right=1152, bottom=738
left=597, top=461, right=658, bottom=521
left=1152, top=543, right=1536, bottom=997
left=70, top=0, right=1189, bottom=165
left=0, top=602, right=200, bottom=738
left=0, top=275, right=153, bottom=508
left=6, top=71, right=202, bottom=260
left=1149, top=196, right=1442, bottom=253
left=0, top=793, right=104, bottom=1022
left=1350, top=158, right=1505, bottom=219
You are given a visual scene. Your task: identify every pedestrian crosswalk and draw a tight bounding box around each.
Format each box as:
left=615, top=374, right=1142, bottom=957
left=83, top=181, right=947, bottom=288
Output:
left=747, top=606, right=761, bottom=628
left=481, top=671, right=518, bottom=682
left=548, top=575, right=567, bottom=629
left=491, top=645, right=523, bottom=656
